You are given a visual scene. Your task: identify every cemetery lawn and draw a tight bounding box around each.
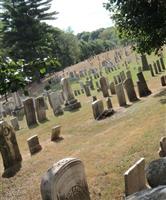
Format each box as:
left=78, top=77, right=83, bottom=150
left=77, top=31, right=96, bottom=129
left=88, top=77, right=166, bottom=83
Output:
left=0, top=77, right=165, bottom=199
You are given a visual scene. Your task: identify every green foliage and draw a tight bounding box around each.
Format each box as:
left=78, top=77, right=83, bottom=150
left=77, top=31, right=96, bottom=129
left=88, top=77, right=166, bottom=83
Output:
left=104, top=0, right=166, bottom=54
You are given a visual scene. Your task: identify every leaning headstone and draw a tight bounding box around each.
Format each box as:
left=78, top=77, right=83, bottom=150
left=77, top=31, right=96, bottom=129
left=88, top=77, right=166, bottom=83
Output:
left=110, top=82, right=116, bottom=95
left=92, top=100, right=104, bottom=120
left=35, top=96, right=47, bottom=122
left=115, top=83, right=127, bottom=107
left=49, top=92, right=64, bottom=116
left=61, top=78, right=81, bottom=110
left=51, top=125, right=61, bottom=141
left=40, top=158, right=91, bottom=200
left=124, top=158, right=146, bottom=196
left=23, top=98, right=37, bottom=127
left=10, top=117, right=19, bottom=131
left=0, top=121, right=22, bottom=177
left=100, top=76, right=109, bottom=97
left=124, top=78, right=138, bottom=102
left=137, top=72, right=152, bottom=97
left=160, top=57, right=166, bottom=70
left=146, top=157, right=166, bottom=188
left=156, top=60, right=162, bottom=72
left=158, top=137, right=166, bottom=157
left=161, top=76, right=166, bottom=86
left=27, top=135, right=42, bottom=155
left=149, top=64, right=155, bottom=77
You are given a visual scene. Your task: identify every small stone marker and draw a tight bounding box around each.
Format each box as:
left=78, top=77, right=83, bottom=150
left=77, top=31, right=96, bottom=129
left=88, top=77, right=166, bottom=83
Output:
left=40, top=158, right=91, bottom=200
left=84, top=84, right=91, bottom=97
left=137, top=72, right=152, bottom=97
left=106, top=97, right=113, bottom=109
left=124, top=78, right=138, bottom=102
left=160, top=57, right=166, bottom=70
left=110, top=82, right=116, bottom=95
left=100, top=76, right=109, bottom=97
left=51, top=125, right=61, bottom=141
left=23, top=98, right=37, bottom=127
left=124, top=158, right=147, bottom=196
left=156, top=60, right=162, bottom=72
left=161, top=76, right=166, bottom=86
left=153, top=62, right=159, bottom=74
left=92, top=100, right=104, bottom=120
left=27, top=135, right=42, bottom=155
left=158, top=137, right=166, bottom=157
left=35, top=96, right=47, bottom=122
left=115, top=83, right=127, bottom=107
left=0, top=121, right=22, bottom=177
left=149, top=64, right=155, bottom=77
left=10, top=117, right=19, bottom=131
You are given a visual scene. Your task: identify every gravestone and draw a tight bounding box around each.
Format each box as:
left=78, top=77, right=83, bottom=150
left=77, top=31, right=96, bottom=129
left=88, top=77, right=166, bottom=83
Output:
left=124, top=78, right=138, bottom=102
left=95, top=81, right=100, bottom=89
left=158, top=137, right=166, bottom=157
left=0, top=121, right=22, bottom=177
left=12, top=92, right=22, bottom=109
left=124, top=158, right=147, bottom=196
left=115, top=83, right=127, bottom=107
left=153, top=62, right=159, bottom=74
left=149, top=64, right=155, bottom=77
left=137, top=72, right=152, bottom=97
left=117, top=74, right=122, bottom=83
left=120, top=71, right=126, bottom=82
left=49, top=92, right=64, bottom=116
left=51, top=125, right=61, bottom=141
left=40, top=158, right=91, bottom=200
left=126, top=70, right=132, bottom=79
left=110, top=82, right=116, bottom=95
left=84, top=85, right=91, bottom=97
left=23, top=98, right=37, bottom=127
left=161, top=76, right=166, bottom=86
left=92, top=100, right=104, bottom=120
left=160, top=57, right=166, bottom=70
left=61, top=78, right=81, bottom=110
left=106, top=97, right=113, bottom=109
left=113, top=76, right=118, bottom=85
left=156, top=60, right=162, bottom=72
left=10, top=117, right=19, bottom=131
left=35, top=96, right=47, bottom=122
left=141, top=54, right=149, bottom=71
left=27, top=135, right=42, bottom=155
left=74, top=90, right=78, bottom=96
left=100, top=76, right=109, bottom=97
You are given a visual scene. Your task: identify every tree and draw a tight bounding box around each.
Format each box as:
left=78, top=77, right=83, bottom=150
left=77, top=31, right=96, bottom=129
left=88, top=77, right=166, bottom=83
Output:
left=0, top=0, right=58, bottom=80
left=104, top=0, right=166, bottom=54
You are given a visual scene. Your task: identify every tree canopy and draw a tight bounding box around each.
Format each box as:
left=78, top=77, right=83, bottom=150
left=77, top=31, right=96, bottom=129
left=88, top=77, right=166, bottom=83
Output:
left=104, top=0, right=166, bottom=54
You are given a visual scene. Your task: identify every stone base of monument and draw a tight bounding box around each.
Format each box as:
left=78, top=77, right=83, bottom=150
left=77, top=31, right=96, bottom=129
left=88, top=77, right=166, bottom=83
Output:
left=64, top=99, right=81, bottom=111
left=2, top=162, right=22, bottom=178
left=96, top=109, right=115, bottom=120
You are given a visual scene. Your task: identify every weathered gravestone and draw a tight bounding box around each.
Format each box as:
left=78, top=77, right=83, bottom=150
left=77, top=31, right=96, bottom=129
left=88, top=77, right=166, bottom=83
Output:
left=120, top=71, right=126, bottom=82
left=124, top=78, right=138, bottom=102
left=124, top=158, right=147, bottom=196
left=113, top=76, right=118, bottom=85
left=35, top=96, right=47, bottom=122
left=106, top=97, right=113, bottom=109
left=136, top=72, right=152, bottom=97
left=10, top=117, right=19, bottom=131
left=12, top=91, right=23, bottom=109
left=153, top=62, right=159, bottom=75
left=61, top=78, right=81, bottom=110
left=92, top=100, right=104, bottom=120
left=49, top=92, right=64, bottom=116
left=115, top=83, right=127, bottom=107
left=0, top=121, right=22, bottom=177
left=156, top=60, right=162, bottom=73
left=100, top=76, right=109, bottom=97
left=27, top=135, right=42, bottom=155
left=110, top=82, right=116, bottom=95
left=51, top=125, right=61, bottom=141
left=40, top=158, right=91, bottom=200
left=126, top=70, right=132, bottom=79
left=160, top=57, right=166, bottom=70
left=149, top=64, right=155, bottom=77
left=158, top=137, right=166, bottom=157
left=23, top=98, right=37, bottom=127
left=83, top=84, right=91, bottom=97
left=141, top=54, right=149, bottom=71
left=161, top=76, right=166, bottom=86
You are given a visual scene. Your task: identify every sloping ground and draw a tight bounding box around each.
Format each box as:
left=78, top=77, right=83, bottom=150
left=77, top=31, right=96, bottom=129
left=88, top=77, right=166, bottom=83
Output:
left=0, top=81, right=165, bottom=199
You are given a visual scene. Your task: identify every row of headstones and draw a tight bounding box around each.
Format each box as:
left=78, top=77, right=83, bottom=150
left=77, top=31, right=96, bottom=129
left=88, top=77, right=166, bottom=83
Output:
left=91, top=71, right=152, bottom=120
left=0, top=120, right=62, bottom=178
left=40, top=137, right=166, bottom=200
left=149, top=57, right=166, bottom=77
